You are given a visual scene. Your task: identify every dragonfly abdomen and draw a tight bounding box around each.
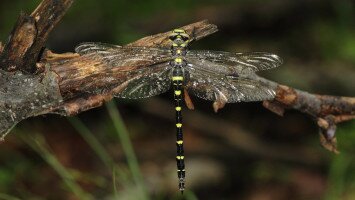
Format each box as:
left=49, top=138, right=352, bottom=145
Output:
left=172, top=65, right=186, bottom=193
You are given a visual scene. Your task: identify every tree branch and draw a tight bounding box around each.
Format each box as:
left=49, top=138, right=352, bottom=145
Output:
left=262, top=82, right=354, bottom=153
left=0, top=0, right=74, bottom=73
left=0, top=0, right=353, bottom=154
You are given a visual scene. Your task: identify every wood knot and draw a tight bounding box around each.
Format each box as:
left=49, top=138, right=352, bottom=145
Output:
left=275, top=85, right=297, bottom=105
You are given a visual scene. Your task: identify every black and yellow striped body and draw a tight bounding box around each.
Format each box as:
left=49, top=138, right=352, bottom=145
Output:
left=172, top=67, right=185, bottom=192
left=169, top=29, right=190, bottom=193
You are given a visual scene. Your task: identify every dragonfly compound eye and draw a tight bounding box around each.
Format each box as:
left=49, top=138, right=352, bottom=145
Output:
left=180, top=33, right=190, bottom=41
left=169, top=34, right=178, bottom=41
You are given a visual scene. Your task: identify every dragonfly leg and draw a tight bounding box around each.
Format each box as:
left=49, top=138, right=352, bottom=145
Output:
left=184, top=88, right=195, bottom=110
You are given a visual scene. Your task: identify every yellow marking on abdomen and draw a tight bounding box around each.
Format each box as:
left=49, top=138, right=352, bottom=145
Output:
left=176, top=123, right=182, bottom=128
left=175, top=58, right=182, bottom=63
left=175, top=106, right=182, bottom=111
left=172, top=76, right=183, bottom=81
left=174, top=90, right=182, bottom=96
left=176, top=156, right=185, bottom=160
left=177, top=140, right=183, bottom=144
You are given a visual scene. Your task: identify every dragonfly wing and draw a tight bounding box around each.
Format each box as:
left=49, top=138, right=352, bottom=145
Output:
left=116, top=63, right=172, bottom=99
left=186, top=50, right=282, bottom=72
left=75, top=42, right=121, bottom=54
left=75, top=42, right=172, bottom=68
left=185, top=59, right=276, bottom=102
left=75, top=43, right=173, bottom=99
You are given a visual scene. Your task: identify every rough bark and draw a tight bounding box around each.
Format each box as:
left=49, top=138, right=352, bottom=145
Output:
left=0, top=0, right=74, bottom=73
left=0, top=0, right=354, bottom=153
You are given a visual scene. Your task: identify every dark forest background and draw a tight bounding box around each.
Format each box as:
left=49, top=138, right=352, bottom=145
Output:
left=0, top=0, right=354, bottom=199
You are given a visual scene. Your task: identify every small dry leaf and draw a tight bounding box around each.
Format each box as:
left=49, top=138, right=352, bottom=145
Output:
left=318, top=117, right=339, bottom=154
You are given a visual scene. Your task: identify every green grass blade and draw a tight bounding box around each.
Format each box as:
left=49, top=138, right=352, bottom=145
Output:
left=106, top=101, right=150, bottom=200
left=0, top=193, right=22, bottom=200
left=184, top=190, right=199, bottom=200
left=325, top=153, right=350, bottom=200
left=113, top=166, right=118, bottom=198
left=68, top=117, right=114, bottom=168
left=20, top=133, right=93, bottom=200
left=171, top=190, right=198, bottom=200
left=68, top=116, right=130, bottom=197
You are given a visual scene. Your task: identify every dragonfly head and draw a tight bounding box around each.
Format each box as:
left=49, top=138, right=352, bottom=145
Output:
left=169, top=29, right=190, bottom=48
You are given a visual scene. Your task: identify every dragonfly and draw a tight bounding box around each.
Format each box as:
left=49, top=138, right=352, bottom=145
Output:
left=75, top=29, right=282, bottom=193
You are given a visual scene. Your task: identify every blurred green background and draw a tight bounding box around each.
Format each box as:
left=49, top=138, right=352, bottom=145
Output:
left=0, top=0, right=354, bottom=199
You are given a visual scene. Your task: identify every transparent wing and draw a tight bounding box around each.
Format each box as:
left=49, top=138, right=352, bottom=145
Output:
left=75, top=42, right=172, bottom=68
left=186, top=50, right=282, bottom=73
left=75, top=42, right=121, bottom=54
left=75, top=43, right=173, bottom=98
left=116, top=62, right=172, bottom=99
left=185, top=59, right=276, bottom=102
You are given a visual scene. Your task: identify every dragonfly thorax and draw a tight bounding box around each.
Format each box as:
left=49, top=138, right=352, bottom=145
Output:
left=169, top=29, right=190, bottom=49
